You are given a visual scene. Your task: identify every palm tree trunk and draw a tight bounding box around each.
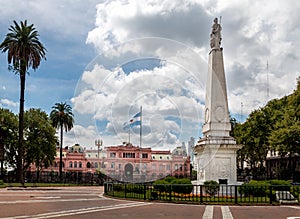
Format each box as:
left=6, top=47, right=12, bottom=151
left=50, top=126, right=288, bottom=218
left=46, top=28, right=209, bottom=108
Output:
left=59, top=123, right=63, bottom=181
left=18, top=71, right=25, bottom=185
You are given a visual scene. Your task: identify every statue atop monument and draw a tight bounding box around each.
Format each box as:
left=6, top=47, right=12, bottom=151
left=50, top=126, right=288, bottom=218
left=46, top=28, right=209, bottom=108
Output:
left=210, top=17, right=222, bottom=49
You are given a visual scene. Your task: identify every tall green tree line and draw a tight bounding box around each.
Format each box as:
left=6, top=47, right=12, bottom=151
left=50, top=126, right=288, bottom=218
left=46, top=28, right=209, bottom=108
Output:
left=233, top=78, right=300, bottom=178
left=0, top=108, right=57, bottom=180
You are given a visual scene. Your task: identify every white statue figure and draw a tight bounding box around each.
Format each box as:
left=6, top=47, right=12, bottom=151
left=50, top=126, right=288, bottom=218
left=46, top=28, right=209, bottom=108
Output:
left=210, top=17, right=222, bottom=49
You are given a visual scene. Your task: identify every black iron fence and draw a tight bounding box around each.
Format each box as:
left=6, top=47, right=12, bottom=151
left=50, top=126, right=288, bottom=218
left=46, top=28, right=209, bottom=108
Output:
left=3, top=171, right=109, bottom=185
left=104, top=182, right=300, bottom=205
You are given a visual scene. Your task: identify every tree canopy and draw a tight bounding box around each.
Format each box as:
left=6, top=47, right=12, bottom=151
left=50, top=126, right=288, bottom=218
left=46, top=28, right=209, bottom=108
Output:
left=233, top=78, right=300, bottom=178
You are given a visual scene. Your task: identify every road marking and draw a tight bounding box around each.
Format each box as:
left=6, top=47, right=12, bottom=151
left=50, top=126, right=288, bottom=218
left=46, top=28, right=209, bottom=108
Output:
left=0, top=198, right=101, bottom=204
left=284, top=206, right=300, bottom=210
left=221, top=206, right=234, bottom=219
left=0, top=202, right=152, bottom=219
left=202, top=206, right=213, bottom=219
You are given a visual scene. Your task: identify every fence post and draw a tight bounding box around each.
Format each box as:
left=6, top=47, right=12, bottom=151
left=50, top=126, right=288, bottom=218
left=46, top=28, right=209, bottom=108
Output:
left=269, top=186, right=272, bottom=204
left=200, top=185, right=203, bottom=203
left=144, top=184, right=147, bottom=200
left=169, top=185, right=172, bottom=201
left=124, top=184, right=127, bottom=198
left=235, top=185, right=238, bottom=204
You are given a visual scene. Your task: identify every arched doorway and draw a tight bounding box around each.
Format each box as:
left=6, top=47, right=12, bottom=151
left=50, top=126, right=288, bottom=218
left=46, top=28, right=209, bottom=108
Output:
left=124, top=163, right=133, bottom=181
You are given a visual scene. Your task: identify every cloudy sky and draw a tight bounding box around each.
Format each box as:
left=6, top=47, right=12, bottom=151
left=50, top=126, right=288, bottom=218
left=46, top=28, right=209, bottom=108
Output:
left=0, top=0, right=299, bottom=151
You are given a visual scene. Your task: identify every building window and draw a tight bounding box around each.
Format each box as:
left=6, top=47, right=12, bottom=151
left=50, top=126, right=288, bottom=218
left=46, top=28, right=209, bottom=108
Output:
left=142, top=153, right=148, bottom=158
left=180, top=164, right=182, bottom=171
left=74, top=161, right=77, bottom=168
left=119, top=164, right=122, bottom=169
left=110, top=152, right=116, bottom=158
left=152, top=164, right=156, bottom=170
left=152, top=156, right=155, bottom=159
left=111, top=162, right=115, bottom=169
left=159, top=164, right=164, bottom=171
left=175, top=164, right=178, bottom=170
left=79, top=162, right=82, bottom=168
left=95, top=162, right=98, bottom=168
left=88, top=154, right=91, bottom=158
left=87, top=162, right=91, bottom=168
left=167, top=156, right=169, bottom=160
left=143, top=163, right=147, bottom=169
left=166, top=165, right=170, bottom=170
left=69, top=161, right=73, bottom=168
left=160, top=156, right=162, bottom=159
left=123, top=153, right=135, bottom=158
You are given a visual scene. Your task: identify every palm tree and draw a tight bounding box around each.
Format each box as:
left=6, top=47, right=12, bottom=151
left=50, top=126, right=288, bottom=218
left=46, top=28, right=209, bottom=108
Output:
left=50, top=102, right=74, bottom=181
left=0, top=20, right=46, bottom=184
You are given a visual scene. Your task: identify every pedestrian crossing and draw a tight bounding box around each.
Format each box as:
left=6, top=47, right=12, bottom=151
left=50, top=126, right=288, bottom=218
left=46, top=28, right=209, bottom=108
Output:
left=202, top=206, right=233, bottom=219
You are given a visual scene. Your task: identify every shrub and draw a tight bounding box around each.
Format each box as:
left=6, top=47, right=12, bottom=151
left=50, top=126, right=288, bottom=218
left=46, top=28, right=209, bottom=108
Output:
left=113, top=184, right=124, bottom=192
left=153, top=180, right=170, bottom=193
left=153, top=177, right=193, bottom=194
left=290, top=186, right=300, bottom=198
left=171, top=178, right=193, bottom=194
left=238, top=180, right=270, bottom=197
left=164, top=176, right=176, bottom=183
left=127, top=184, right=145, bottom=194
left=0, top=180, right=3, bottom=185
left=204, top=180, right=220, bottom=196
left=267, top=180, right=291, bottom=191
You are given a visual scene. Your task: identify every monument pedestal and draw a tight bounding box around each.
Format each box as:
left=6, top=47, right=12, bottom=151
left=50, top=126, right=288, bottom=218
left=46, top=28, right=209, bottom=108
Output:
left=195, top=136, right=240, bottom=184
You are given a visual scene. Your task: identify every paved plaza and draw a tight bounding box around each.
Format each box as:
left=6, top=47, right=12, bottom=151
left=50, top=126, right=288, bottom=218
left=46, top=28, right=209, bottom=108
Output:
left=0, top=187, right=299, bottom=219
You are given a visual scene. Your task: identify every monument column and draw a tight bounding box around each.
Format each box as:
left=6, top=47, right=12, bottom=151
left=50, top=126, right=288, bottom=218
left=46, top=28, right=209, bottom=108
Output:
left=194, top=17, right=241, bottom=185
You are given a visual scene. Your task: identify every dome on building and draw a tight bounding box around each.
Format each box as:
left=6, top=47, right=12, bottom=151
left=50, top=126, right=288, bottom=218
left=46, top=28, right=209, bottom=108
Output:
left=69, top=144, right=84, bottom=153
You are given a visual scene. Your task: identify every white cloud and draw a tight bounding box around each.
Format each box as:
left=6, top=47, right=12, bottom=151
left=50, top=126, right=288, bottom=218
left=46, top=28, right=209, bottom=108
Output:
left=0, top=99, right=18, bottom=108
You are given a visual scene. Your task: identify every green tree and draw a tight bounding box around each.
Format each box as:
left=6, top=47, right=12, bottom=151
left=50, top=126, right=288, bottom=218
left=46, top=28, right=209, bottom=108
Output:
left=0, top=108, right=18, bottom=179
left=50, top=102, right=74, bottom=180
left=268, top=79, right=300, bottom=177
left=0, top=20, right=46, bottom=183
left=235, top=108, right=272, bottom=178
left=234, top=78, right=300, bottom=179
left=269, top=79, right=300, bottom=156
left=24, top=109, right=57, bottom=181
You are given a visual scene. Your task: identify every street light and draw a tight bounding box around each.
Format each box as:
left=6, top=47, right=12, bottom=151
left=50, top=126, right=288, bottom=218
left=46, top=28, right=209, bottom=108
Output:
left=95, top=139, right=103, bottom=172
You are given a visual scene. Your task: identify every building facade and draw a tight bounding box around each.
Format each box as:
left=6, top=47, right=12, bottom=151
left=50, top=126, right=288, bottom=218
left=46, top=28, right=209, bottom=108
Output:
left=30, top=143, right=190, bottom=182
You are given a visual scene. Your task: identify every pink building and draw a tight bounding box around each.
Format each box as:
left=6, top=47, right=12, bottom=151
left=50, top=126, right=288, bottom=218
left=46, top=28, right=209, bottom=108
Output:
left=34, top=143, right=190, bottom=182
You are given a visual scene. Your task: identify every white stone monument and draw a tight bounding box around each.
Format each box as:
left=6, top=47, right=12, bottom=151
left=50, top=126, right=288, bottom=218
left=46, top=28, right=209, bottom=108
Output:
left=194, top=17, right=241, bottom=185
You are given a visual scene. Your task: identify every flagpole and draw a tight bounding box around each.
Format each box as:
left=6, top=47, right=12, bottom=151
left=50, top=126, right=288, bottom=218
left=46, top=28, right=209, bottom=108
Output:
left=140, top=105, right=142, bottom=148
left=139, top=105, right=142, bottom=181
left=128, top=126, right=130, bottom=144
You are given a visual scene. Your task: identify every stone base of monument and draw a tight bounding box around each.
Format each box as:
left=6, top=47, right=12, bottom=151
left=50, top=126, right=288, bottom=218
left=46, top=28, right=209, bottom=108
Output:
left=194, top=136, right=241, bottom=185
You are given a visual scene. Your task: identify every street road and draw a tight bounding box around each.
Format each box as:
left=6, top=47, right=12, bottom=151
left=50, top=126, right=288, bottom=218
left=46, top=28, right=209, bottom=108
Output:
left=0, top=186, right=299, bottom=219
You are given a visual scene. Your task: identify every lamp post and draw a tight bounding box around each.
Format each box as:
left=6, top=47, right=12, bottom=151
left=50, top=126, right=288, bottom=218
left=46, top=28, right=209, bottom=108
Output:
left=95, top=139, right=103, bottom=172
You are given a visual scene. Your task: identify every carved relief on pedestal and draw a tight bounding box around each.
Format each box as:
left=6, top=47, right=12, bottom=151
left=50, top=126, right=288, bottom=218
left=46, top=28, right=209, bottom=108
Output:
left=215, top=158, right=230, bottom=178
left=215, top=106, right=225, bottom=122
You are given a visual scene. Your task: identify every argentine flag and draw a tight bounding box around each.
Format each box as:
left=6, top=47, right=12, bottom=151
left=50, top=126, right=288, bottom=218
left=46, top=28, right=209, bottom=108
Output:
left=123, top=111, right=141, bottom=130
